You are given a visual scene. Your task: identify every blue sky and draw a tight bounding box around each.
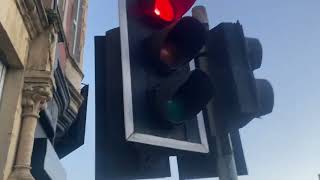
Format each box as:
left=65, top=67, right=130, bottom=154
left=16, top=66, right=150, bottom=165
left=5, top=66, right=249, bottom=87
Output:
left=62, top=0, right=320, bottom=179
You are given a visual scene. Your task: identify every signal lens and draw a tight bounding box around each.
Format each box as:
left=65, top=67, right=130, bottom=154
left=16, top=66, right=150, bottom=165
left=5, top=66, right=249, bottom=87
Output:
left=154, top=0, right=175, bottom=22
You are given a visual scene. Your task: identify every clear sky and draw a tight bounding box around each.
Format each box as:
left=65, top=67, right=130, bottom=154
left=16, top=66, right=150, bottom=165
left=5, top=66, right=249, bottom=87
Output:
left=62, top=0, right=320, bottom=180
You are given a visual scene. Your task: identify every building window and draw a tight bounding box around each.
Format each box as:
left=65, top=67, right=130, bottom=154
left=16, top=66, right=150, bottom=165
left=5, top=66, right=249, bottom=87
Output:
left=0, top=59, right=6, bottom=102
left=72, top=0, right=82, bottom=57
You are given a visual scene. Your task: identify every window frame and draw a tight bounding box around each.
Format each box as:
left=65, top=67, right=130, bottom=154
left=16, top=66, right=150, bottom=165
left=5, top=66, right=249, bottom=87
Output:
left=0, top=59, right=6, bottom=102
left=72, top=0, right=82, bottom=56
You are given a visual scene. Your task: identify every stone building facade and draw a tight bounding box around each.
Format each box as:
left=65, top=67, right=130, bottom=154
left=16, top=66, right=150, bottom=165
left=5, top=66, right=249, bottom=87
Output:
left=0, top=0, right=89, bottom=179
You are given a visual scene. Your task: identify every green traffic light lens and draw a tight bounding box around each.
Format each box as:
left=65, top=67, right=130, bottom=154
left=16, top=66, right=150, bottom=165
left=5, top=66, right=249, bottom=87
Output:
left=165, top=100, right=184, bottom=124
left=155, top=70, right=213, bottom=126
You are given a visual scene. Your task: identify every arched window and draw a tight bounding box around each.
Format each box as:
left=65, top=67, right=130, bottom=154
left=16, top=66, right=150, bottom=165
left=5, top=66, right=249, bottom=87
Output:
left=0, top=57, right=6, bottom=102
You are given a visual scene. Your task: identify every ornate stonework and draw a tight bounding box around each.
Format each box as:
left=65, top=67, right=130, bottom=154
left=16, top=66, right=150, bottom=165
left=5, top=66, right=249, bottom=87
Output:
left=1, top=0, right=88, bottom=179
left=26, top=25, right=57, bottom=74
left=8, top=1, right=56, bottom=179
left=9, top=79, right=52, bottom=180
left=15, top=0, right=49, bottom=39
left=22, top=83, right=52, bottom=116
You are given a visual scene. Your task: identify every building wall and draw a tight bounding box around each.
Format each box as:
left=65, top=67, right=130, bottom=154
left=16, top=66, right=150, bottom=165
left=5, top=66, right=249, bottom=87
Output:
left=0, top=0, right=88, bottom=179
left=56, top=0, right=87, bottom=136
left=0, top=0, right=29, bottom=68
left=0, top=1, right=30, bottom=179
left=58, top=0, right=87, bottom=90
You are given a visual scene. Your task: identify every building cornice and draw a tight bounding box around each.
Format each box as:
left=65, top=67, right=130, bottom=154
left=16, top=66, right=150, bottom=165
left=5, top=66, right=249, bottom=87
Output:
left=53, top=63, right=84, bottom=139
left=16, top=0, right=50, bottom=39
left=67, top=78, right=84, bottom=110
left=67, top=56, right=85, bottom=80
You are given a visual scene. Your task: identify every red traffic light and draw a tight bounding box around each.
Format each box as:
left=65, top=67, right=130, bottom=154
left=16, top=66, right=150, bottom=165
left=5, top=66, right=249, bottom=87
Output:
left=141, top=0, right=197, bottom=24
left=154, top=0, right=175, bottom=22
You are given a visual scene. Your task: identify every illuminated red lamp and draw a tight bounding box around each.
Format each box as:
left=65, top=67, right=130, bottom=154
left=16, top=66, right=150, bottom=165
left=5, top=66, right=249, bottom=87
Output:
left=153, top=0, right=196, bottom=22
left=154, top=0, right=175, bottom=22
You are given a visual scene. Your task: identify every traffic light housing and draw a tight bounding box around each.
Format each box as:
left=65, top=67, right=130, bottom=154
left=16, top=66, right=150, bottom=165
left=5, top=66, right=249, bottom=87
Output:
left=206, top=22, right=274, bottom=131
left=119, top=0, right=213, bottom=153
left=96, top=1, right=274, bottom=178
left=177, top=21, right=273, bottom=179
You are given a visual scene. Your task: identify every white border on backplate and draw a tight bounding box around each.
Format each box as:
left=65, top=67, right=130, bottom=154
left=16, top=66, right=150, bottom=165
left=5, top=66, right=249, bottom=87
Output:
left=119, top=0, right=209, bottom=153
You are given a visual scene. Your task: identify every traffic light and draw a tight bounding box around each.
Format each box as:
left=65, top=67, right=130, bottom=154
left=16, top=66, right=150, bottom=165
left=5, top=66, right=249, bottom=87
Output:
left=119, top=0, right=213, bottom=152
left=177, top=20, right=273, bottom=179
left=206, top=21, right=274, bottom=131
left=96, top=1, right=215, bottom=179
left=96, top=1, right=274, bottom=179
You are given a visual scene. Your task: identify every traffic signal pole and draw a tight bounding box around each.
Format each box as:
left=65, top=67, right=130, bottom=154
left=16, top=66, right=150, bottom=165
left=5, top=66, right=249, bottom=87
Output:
left=192, top=6, right=239, bottom=180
